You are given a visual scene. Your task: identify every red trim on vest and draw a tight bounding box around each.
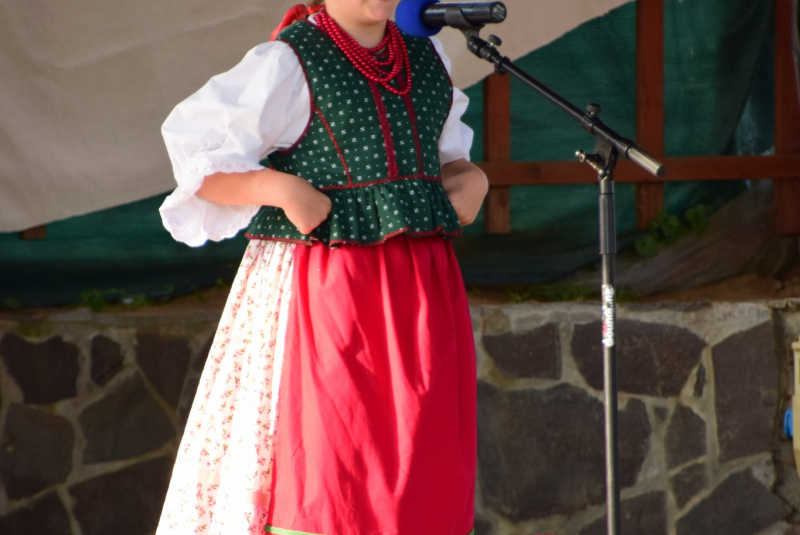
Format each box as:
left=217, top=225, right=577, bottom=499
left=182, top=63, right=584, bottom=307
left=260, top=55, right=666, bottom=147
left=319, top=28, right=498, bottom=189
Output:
left=368, top=82, right=400, bottom=180
left=244, top=233, right=317, bottom=245
left=428, top=40, right=454, bottom=126
left=315, top=106, right=354, bottom=185
left=326, top=225, right=462, bottom=247
left=318, top=173, right=441, bottom=191
left=402, top=93, right=425, bottom=174
left=276, top=37, right=315, bottom=155
left=246, top=227, right=462, bottom=247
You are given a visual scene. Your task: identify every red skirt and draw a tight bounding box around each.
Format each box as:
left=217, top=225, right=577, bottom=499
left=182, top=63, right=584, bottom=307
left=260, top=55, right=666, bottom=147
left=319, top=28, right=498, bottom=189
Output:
left=265, top=235, right=477, bottom=535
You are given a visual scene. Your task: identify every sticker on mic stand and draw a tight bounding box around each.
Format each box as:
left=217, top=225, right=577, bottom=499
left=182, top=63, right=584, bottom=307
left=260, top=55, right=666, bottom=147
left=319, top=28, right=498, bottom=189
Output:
left=602, top=285, right=615, bottom=348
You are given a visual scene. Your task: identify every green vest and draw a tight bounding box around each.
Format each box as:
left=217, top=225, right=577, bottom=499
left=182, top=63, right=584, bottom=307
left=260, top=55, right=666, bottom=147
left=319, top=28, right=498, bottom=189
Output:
left=246, top=21, right=462, bottom=247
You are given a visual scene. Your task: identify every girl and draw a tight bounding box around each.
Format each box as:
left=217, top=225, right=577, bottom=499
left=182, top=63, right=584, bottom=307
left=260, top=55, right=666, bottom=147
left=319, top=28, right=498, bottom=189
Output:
left=157, top=1, right=488, bottom=534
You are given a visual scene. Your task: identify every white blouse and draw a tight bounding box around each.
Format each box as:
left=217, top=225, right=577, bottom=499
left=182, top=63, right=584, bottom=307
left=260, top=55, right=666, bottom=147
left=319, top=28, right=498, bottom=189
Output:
left=160, top=23, right=474, bottom=247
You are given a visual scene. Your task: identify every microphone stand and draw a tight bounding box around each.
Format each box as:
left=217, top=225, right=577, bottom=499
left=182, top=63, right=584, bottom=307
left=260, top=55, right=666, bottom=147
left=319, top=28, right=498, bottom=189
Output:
left=452, top=18, right=666, bottom=535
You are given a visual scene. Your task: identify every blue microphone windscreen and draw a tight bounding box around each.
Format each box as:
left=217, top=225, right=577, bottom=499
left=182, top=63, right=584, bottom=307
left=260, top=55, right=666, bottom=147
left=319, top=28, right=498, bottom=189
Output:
left=395, top=0, right=441, bottom=38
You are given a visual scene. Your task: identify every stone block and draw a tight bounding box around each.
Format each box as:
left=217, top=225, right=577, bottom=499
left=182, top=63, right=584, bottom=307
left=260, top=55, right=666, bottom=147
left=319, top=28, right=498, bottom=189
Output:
left=79, top=372, right=175, bottom=463
left=193, top=334, right=214, bottom=372
left=477, top=382, right=650, bottom=521
left=0, top=403, right=74, bottom=499
left=69, top=455, right=173, bottom=535
left=670, top=462, right=707, bottom=510
left=0, top=334, right=79, bottom=404
left=483, top=324, right=560, bottom=380
left=179, top=376, right=200, bottom=430
left=0, top=491, right=72, bottom=535
left=572, top=320, right=705, bottom=397
left=474, top=513, right=493, bottom=535
left=91, top=335, right=124, bottom=386
left=578, top=491, right=667, bottom=535
left=676, top=470, right=788, bottom=535
left=135, top=333, right=191, bottom=408
left=713, top=322, right=778, bottom=462
left=666, top=404, right=706, bottom=469
left=774, top=450, right=800, bottom=523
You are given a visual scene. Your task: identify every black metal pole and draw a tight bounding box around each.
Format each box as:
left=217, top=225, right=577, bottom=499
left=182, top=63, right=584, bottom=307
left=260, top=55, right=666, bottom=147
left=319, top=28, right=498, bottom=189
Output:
left=598, top=149, right=620, bottom=535
left=580, top=136, right=621, bottom=535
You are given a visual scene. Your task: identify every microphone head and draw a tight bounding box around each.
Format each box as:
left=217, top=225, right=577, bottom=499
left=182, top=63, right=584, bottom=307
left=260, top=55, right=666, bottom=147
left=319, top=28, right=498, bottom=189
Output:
left=395, top=0, right=441, bottom=38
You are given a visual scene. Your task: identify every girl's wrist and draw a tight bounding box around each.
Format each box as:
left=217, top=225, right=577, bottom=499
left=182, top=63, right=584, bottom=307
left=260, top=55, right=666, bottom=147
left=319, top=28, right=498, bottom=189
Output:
left=255, top=169, right=308, bottom=210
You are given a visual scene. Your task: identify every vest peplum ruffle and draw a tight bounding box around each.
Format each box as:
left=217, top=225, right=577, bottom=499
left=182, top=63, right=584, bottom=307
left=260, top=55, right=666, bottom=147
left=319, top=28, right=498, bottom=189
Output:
left=247, top=176, right=461, bottom=246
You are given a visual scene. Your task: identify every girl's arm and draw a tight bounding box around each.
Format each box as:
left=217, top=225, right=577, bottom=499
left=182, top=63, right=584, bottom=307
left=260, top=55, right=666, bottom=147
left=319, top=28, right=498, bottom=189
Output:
left=441, top=159, right=488, bottom=226
left=197, top=169, right=332, bottom=235
left=159, top=40, right=315, bottom=247
left=429, top=38, right=485, bottom=225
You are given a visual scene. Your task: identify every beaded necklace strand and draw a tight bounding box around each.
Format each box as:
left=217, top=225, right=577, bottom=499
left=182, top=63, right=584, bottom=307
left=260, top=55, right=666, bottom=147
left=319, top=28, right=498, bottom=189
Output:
left=316, top=9, right=412, bottom=96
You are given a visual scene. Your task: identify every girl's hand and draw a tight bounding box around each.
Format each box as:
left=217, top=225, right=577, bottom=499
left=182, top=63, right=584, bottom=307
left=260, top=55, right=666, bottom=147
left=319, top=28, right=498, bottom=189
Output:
left=441, top=159, right=489, bottom=226
left=281, top=178, right=333, bottom=235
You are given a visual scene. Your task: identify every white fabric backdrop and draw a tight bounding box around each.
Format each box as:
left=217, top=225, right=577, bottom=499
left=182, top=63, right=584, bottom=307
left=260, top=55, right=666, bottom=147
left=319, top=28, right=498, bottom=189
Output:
left=0, top=0, right=632, bottom=232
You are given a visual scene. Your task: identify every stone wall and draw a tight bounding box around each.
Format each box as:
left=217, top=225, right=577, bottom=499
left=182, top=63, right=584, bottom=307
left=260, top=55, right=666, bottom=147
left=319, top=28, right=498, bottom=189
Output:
left=0, top=308, right=219, bottom=535
left=472, top=301, right=800, bottom=535
left=1, top=301, right=799, bottom=535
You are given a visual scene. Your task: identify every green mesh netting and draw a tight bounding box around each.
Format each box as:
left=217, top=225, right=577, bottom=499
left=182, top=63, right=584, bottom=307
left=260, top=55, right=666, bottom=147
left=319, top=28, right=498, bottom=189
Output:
left=452, top=0, right=772, bottom=283
left=0, top=0, right=777, bottom=307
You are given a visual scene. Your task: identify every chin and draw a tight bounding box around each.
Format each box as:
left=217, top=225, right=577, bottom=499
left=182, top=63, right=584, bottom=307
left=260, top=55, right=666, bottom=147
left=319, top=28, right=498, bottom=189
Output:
left=369, top=0, right=398, bottom=18
left=365, top=10, right=395, bottom=24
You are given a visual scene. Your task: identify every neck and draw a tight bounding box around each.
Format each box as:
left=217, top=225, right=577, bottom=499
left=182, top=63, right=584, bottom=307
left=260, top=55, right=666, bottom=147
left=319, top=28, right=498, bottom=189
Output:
left=322, top=7, right=388, bottom=48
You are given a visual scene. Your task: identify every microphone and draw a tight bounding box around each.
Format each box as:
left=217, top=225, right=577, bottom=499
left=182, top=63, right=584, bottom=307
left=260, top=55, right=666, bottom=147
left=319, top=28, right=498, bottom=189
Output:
left=395, top=0, right=507, bottom=38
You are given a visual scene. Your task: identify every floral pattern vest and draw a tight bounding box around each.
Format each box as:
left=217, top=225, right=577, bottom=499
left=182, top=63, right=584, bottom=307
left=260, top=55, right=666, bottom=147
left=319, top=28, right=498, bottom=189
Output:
left=245, top=20, right=462, bottom=247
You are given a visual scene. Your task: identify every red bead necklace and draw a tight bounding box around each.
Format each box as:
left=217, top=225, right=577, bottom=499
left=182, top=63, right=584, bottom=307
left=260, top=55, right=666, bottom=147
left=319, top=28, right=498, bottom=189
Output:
left=316, top=9, right=412, bottom=96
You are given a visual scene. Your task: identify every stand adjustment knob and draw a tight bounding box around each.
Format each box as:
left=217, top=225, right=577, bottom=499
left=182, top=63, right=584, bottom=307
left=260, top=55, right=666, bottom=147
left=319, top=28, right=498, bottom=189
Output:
left=575, top=150, right=602, bottom=165
left=488, top=35, right=502, bottom=47
left=586, top=103, right=602, bottom=117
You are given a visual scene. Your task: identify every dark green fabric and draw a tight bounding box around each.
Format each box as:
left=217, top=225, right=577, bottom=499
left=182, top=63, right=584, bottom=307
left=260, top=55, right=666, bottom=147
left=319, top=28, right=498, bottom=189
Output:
left=246, top=21, right=461, bottom=246
left=458, top=0, right=772, bottom=245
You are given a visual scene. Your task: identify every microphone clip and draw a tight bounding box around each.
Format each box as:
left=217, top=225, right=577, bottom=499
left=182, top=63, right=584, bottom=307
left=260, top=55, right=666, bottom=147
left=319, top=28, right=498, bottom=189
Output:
left=465, top=33, right=507, bottom=75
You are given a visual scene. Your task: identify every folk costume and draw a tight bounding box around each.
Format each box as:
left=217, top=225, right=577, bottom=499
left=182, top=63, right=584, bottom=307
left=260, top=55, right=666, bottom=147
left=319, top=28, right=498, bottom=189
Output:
left=157, top=8, right=476, bottom=535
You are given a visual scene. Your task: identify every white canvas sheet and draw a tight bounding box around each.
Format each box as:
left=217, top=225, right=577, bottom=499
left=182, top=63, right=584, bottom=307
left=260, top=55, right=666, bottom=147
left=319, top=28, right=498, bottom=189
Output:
left=0, top=0, right=632, bottom=232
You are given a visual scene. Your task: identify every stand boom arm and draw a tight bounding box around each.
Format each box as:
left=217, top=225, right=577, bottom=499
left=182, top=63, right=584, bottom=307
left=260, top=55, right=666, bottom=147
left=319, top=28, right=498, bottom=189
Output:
left=466, top=34, right=666, bottom=177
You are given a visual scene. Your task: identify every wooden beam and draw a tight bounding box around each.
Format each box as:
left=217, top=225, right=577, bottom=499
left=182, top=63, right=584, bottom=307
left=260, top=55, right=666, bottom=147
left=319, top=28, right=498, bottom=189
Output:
left=774, top=0, right=800, bottom=234
left=18, top=225, right=47, bottom=240
left=482, top=73, right=512, bottom=233
left=634, top=0, right=665, bottom=227
left=477, top=155, right=800, bottom=185
left=636, top=184, right=664, bottom=228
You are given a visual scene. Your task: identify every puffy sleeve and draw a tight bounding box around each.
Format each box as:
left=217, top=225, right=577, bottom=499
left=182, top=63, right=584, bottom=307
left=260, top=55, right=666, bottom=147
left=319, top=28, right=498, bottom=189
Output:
left=429, top=37, right=475, bottom=165
left=159, top=41, right=311, bottom=247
